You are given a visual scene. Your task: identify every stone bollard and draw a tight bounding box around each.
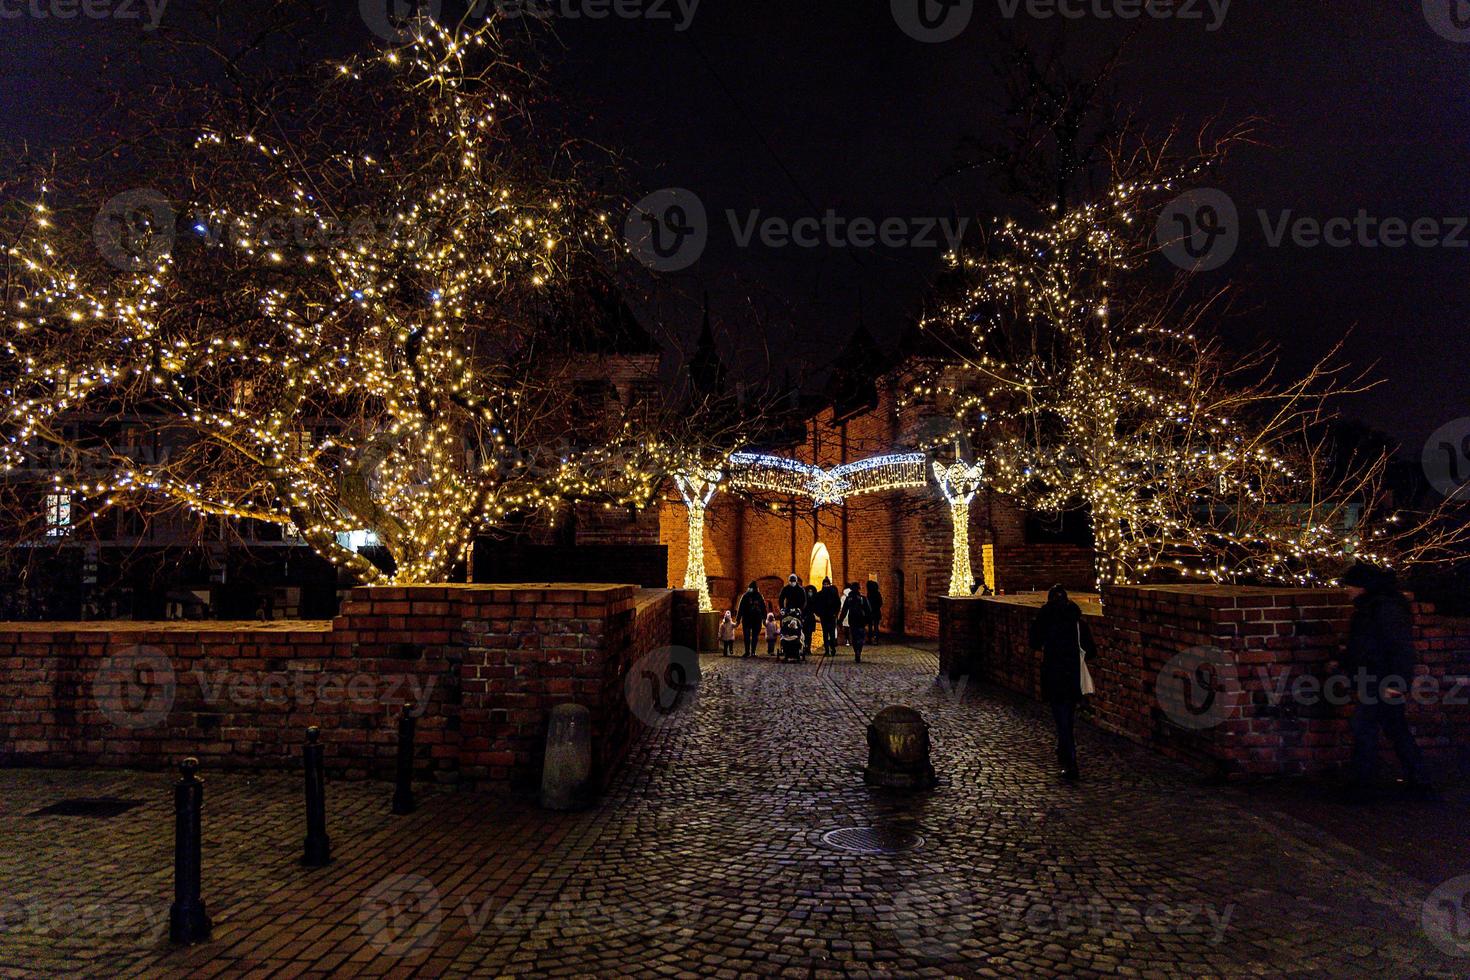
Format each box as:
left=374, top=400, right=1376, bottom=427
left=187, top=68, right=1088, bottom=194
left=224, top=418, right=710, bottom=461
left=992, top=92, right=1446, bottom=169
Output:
left=302, top=727, right=331, bottom=867
left=541, top=703, right=593, bottom=811
left=391, top=708, right=419, bottom=816
left=168, top=758, right=212, bottom=945
left=864, top=706, right=937, bottom=791
left=696, top=610, right=722, bottom=653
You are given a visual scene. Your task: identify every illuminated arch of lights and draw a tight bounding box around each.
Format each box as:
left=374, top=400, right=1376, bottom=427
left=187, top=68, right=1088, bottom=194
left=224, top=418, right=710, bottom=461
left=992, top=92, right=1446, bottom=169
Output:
left=674, top=452, right=978, bottom=610
left=725, top=452, right=929, bottom=506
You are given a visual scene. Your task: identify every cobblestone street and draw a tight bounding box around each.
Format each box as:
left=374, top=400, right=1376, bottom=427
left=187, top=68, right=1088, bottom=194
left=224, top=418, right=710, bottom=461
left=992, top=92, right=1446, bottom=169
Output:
left=1, top=644, right=1465, bottom=978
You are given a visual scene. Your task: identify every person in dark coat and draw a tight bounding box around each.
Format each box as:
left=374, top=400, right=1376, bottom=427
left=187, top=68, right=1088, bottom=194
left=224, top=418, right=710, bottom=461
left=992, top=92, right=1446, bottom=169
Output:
left=1029, top=585, right=1096, bottom=781
left=838, top=582, right=872, bottom=663
left=802, top=585, right=818, bottom=657
left=736, top=581, right=767, bottom=659
left=778, top=574, right=806, bottom=613
left=816, top=578, right=841, bottom=656
left=866, top=579, right=884, bottom=641
left=1340, top=563, right=1431, bottom=799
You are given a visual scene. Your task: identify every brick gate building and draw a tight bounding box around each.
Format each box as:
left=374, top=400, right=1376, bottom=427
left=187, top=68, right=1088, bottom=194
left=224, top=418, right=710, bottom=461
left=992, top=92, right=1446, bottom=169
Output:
left=654, top=323, right=1096, bottom=638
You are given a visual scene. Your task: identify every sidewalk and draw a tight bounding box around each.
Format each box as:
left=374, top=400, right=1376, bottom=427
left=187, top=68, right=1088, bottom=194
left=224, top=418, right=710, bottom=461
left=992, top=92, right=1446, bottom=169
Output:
left=0, top=644, right=1464, bottom=977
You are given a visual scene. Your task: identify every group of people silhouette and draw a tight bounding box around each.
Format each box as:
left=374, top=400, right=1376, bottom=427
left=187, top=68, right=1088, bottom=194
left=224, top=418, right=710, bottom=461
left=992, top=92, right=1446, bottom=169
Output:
left=721, top=574, right=884, bottom=663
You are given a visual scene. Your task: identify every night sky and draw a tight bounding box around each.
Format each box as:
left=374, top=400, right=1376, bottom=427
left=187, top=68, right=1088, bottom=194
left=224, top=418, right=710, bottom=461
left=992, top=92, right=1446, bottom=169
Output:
left=4, top=0, right=1467, bottom=454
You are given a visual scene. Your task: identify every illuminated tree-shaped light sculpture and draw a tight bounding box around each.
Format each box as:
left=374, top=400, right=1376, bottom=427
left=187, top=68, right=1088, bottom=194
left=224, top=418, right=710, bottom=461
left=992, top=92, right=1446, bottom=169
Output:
left=673, top=468, right=723, bottom=611
left=933, top=460, right=985, bottom=597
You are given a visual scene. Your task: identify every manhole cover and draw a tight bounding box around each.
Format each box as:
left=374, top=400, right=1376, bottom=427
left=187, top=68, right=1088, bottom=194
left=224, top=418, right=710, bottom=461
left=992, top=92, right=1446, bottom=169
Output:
left=820, top=826, right=925, bottom=854
left=29, top=798, right=144, bottom=819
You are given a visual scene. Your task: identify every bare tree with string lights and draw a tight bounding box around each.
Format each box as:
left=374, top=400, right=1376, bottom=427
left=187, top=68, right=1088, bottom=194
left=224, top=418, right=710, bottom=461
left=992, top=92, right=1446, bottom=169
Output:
left=907, top=121, right=1470, bottom=589
left=0, top=15, right=695, bottom=586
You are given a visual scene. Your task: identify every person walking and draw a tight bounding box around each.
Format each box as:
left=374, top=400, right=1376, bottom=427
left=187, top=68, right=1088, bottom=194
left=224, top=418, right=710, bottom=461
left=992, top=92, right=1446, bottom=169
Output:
left=778, top=574, right=806, bottom=613
left=737, top=581, right=767, bottom=659
left=1340, top=563, right=1433, bottom=801
left=764, top=611, right=779, bottom=656
left=1029, top=585, right=1095, bottom=782
left=817, top=578, right=841, bottom=657
left=838, top=582, right=872, bottom=663
left=866, top=578, right=884, bottom=642
left=719, top=610, right=736, bottom=658
left=802, top=585, right=818, bottom=657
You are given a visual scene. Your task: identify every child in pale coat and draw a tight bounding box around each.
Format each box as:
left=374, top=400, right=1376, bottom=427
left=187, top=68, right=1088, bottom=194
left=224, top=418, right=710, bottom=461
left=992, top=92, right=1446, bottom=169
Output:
left=720, top=610, right=736, bottom=657
left=764, top=611, right=779, bottom=656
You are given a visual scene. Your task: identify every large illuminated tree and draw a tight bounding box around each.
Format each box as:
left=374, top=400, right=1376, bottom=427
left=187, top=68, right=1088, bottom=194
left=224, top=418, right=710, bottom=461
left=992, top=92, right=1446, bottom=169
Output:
left=0, top=19, right=646, bottom=584
left=910, top=124, right=1467, bottom=588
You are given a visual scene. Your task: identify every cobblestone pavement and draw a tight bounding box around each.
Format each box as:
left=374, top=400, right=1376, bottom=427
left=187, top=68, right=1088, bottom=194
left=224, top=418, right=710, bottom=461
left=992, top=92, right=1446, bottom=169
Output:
left=2, top=645, right=1465, bottom=978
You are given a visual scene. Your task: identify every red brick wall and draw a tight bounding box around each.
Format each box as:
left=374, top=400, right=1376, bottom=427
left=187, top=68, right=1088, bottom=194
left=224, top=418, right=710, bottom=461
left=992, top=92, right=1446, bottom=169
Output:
left=940, top=585, right=1470, bottom=780
left=0, top=585, right=689, bottom=790
left=994, top=543, right=1097, bottom=595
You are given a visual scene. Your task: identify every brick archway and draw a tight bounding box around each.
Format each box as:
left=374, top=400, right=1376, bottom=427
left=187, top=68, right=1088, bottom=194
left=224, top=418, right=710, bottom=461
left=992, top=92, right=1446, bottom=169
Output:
left=809, top=542, right=833, bottom=588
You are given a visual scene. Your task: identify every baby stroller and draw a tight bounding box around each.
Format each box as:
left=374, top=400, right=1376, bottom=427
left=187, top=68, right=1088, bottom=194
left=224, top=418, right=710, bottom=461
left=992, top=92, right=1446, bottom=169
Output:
left=778, top=609, right=806, bottom=662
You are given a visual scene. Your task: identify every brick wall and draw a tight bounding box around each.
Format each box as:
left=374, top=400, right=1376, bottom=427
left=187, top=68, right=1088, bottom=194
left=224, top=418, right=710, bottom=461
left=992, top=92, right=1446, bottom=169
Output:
left=994, top=544, right=1096, bottom=595
left=940, top=585, right=1470, bottom=780
left=0, top=584, right=691, bottom=791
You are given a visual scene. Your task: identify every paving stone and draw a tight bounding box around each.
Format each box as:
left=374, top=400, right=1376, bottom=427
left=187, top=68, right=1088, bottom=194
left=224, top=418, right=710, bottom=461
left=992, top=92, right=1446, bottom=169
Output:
left=0, top=645, right=1462, bottom=977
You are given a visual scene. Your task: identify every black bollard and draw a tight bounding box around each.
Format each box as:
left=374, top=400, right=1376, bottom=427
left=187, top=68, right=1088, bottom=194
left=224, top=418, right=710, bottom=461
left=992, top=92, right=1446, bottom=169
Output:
left=169, top=757, right=212, bottom=944
left=302, top=727, right=331, bottom=867
left=391, top=708, right=419, bottom=816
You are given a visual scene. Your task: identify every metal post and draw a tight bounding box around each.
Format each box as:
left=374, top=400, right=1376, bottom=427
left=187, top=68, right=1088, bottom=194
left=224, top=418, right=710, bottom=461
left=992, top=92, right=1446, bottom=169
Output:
left=302, top=727, right=331, bottom=867
left=391, top=709, right=419, bottom=815
left=169, top=758, right=212, bottom=944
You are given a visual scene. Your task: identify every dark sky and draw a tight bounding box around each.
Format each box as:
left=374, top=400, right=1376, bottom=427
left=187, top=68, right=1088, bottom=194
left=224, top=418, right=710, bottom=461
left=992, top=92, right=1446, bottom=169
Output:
left=4, top=0, right=1468, bottom=454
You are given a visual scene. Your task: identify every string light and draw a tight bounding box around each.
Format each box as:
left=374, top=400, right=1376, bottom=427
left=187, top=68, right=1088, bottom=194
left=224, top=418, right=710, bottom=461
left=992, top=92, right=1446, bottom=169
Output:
left=932, top=460, right=985, bottom=597
left=725, top=452, right=928, bottom=507
left=0, top=20, right=637, bottom=586
left=673, top=468, right=722, bottom=612
left=898, top=146, right=1466, bottom=590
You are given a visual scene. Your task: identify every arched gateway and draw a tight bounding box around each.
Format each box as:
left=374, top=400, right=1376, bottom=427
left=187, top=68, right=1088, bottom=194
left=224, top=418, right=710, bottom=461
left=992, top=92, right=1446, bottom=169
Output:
left=673, top=451, right=983, bottom=611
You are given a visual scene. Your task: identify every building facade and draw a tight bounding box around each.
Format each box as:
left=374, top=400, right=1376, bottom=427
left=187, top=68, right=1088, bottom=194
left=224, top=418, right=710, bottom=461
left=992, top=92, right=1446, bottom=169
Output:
left=656, top=354, right=1096, bottom=638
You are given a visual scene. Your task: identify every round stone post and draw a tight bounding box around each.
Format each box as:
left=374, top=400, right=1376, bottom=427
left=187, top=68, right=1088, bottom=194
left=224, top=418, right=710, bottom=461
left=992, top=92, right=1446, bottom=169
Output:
left=864, top=707, right=938, bottom=790
left=541, top=703, right=594, bottom=811
left=391, top=709, right=419, bottom=816
left=168, top=758, right=212, bottom=944
left=302, top=727, right=331, bottom=867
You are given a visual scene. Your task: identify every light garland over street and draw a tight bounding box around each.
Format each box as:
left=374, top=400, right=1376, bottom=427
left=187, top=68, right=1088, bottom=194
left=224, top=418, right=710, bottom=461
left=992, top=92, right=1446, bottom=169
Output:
left=725, top=453, right=928, bottom=507
left=674, top=451, right=968, bottom=610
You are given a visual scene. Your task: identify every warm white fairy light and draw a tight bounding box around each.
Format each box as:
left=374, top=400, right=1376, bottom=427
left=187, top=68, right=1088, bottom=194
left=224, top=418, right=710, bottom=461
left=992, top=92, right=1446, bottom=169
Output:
left=932, top=460, right=985, bottom=597
left=0, top=20, right=658, bottom=586
left=725, top=452, right=927, bottom=506
left=898, top=145, right=1465, bottom=589
left=673, top=468, right=722, bottom=612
